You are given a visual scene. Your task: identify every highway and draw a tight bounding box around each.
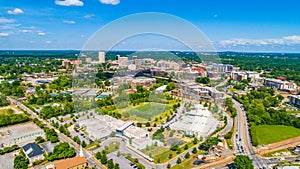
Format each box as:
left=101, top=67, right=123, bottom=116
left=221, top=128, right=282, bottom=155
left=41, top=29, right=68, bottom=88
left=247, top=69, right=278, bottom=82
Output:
left=232, top=98, right=269, bottom=169
left=7, top=97, right=104, bottom=169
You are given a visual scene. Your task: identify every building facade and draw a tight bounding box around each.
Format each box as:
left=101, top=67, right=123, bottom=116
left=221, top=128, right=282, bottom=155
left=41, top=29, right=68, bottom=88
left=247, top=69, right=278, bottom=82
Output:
left=289, top=95, right=300, bottom=108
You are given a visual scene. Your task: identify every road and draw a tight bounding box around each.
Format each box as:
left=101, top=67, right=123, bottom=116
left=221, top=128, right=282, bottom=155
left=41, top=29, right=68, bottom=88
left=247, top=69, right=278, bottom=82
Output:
left=7, top=97, right=104, bottom=169
left=232, top=98, right=269, bottom=169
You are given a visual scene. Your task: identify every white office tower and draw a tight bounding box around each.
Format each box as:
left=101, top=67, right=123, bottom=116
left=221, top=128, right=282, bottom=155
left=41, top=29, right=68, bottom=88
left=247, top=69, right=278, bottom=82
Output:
left=98, top=52, right=105, bottom=64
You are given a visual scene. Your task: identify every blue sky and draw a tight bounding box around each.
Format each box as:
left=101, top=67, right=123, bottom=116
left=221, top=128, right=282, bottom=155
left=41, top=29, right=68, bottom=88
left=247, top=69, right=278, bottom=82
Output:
left=1, top=0, right=300, bottom=52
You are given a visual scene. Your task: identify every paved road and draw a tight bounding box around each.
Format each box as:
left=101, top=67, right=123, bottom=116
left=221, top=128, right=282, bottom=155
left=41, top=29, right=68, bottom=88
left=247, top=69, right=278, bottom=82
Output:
left=232, top=99, right=269, bottom=169
left=7, top=97, right=104, bottom=169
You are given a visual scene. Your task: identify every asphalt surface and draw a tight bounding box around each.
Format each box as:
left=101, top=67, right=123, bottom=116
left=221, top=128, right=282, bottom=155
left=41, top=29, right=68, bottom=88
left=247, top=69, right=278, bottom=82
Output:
left=7, top=97, right=104, bottom=169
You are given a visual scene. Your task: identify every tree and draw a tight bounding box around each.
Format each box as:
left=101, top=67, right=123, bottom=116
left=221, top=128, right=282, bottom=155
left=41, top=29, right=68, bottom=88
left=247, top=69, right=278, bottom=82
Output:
left=104, top=80, right=111, bottom=86
left=95, top=152, right=102, bottom=159
left=234, top=155, right=254, bottom=169
left=35, top=136, right=45, bottom=144
left=176, top=157, right=182, bottom=164
left=193, top=137, right=198, bottom=144
left=14, top=150, right=29, bottom=169
left=101, top=152, right=107, bottom=164
left=82, top=141, right=87, bottom=148
left=192, top=147, right=197, bottom=154
left=196, top=77, right=210, bottom=84
left=114, top=163, right=120, bottom=169
left=136, top=122, right=142, bottom=127
left=145, top=122, right=151, bottom=127
left=107, top=159, right=114, bottom=169
left=47, top=142, right=75, bottom=161
left=170, top=142, right=179, bottom=151
left=184, top=144, right=189, bottom=150
left=168, top=153, right=173, bottom=159
left=0, top=94, right=9, bottom=107
left=167, top=163, right=171, bottom=168
left=185, top=152, right=190, bottom=159
left=73, top=136, right=80, bottom=144
left=204, top=102, right=208, bottom=107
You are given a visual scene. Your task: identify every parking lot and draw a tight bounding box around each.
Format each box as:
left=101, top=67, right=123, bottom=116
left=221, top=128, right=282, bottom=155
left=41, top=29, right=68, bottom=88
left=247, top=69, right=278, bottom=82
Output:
left=40, top=142, right=57, bottom=154
left=107, top=152, right=134, bottom=169
left=0, top=151, right=16, bottom=169
left=69, top=129, right=91, bottom=145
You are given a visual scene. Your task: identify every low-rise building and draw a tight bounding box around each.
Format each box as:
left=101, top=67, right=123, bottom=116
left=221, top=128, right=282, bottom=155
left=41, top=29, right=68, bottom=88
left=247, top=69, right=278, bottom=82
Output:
left=0, top=122, right=45, bottom=147
left=170, top=104, right=218, bottom=137
left=112, top=76, right=156, bottom=90
left=177, top=82, right=225, bottom=102
left=22, top=143, right=44, bottom=163
left=289, top=95, right=300, bottom=108
left=54, top=156, right=87, bottom=169
left=123, top=125, right=149, bottom=139
left=264, top=78, right=297, bottom=92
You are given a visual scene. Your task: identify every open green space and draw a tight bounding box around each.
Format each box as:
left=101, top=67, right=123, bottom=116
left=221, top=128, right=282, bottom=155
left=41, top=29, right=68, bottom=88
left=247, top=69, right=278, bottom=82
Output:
left=153, top=142, right=194, bottom=163
left=126, top=103, right=171, bottom=120
left=105, top=142, right=120, bottom=153
left=0, top=108, right=14, bottom=115
left=171, top=165, right=185, bottom=169
left=141, top=145, right=168, bottom=157
left=255, top=125, right=300, bottom=145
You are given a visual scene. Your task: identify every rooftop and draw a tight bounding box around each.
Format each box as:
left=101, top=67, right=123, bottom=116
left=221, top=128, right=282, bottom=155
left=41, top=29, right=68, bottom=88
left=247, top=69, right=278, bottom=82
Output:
left=22, top=143, right=43, bottom=158
left=54, top=156, right=86, bottom=169
left=0, top=122, right=44, bottom=145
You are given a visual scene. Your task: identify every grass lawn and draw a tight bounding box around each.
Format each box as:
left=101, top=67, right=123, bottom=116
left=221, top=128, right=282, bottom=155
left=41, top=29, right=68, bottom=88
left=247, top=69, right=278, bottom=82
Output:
left=127, top=103, right=171, bottom=120
left=171, top=165, right=185, bottom=169
left=141, top=145, right=168, bottom=157
left=0, top=108, right=14, bottom=115
left=105, top=142, right=120, bottom=153
left=85, top=142, right=100, bottom=151
left=153, top=142, right=195, bottom=163
left=255, top=125, right=300, bottom=145
left=226, top=139, right=233, bottom=150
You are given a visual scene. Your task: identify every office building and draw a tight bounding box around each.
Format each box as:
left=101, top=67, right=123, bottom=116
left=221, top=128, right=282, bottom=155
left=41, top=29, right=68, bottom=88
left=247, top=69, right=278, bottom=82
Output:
left=22, top=143, right=45, bottom=163
left=98, top=52, right=105, bottom=64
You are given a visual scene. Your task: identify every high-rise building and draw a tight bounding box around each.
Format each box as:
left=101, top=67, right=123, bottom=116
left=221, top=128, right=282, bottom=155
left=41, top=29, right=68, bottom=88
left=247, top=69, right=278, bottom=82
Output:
left=118, top=56, right=129, bottom=68
left=98, top=52, right=105, bottom=64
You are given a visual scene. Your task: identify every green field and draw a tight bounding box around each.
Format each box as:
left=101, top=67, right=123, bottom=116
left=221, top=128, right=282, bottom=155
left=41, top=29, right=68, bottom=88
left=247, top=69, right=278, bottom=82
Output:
left=141, top=145, right=168, bottom=157
left=255, top=125, right=300, bottom=145
left=126, top=103, right=171, bottom=120
left=0, top=108, right=14, bottom=115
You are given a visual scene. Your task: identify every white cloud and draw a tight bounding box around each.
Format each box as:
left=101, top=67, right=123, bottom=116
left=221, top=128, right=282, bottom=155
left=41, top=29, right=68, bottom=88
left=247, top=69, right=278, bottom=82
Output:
left=45, top=41, right=52, bottom=44
left=217, top=36, right=298, bottom=47
left=63, top=20, right=76, bottom=24
left=7, top=8, right=24, bottom=15
left=55, top=0, right=84, bottom=6
left=84, top=14, right=95, bottom=19
left=0, top=18, right=15, bottom=23
left=283, top=35, right=300, bottom=42
left=0, top=33, right=9, bottom=37
left=20, top=29, right=31, bottom=33
left=99, top=0, right=120, bottom=5
left=0, top=24, right=21, bottom=30
left=38, top=32, right=46, bottom=36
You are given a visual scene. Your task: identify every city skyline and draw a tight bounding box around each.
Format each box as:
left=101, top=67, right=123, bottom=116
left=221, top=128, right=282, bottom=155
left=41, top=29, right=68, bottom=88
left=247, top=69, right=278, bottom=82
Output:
left=1, top=0, right=300, bottom=52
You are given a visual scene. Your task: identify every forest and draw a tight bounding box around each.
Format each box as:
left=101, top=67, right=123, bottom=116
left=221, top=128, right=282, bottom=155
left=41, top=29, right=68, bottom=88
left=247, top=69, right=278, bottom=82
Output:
left=233, top=88, right=300, bottom=145
left=220, top=52, right=300, bottom=85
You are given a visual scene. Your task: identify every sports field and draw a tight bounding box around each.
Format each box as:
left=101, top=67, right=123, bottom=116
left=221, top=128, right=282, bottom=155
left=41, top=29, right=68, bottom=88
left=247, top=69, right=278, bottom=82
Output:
left=127, top=103, right=171, bottom=120
left=256, top=125, right=300, bottom=145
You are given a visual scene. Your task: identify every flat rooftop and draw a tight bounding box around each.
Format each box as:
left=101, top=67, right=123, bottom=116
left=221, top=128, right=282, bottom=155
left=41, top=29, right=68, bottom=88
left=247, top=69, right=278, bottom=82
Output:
left=0, top=122, right=44, bottom=145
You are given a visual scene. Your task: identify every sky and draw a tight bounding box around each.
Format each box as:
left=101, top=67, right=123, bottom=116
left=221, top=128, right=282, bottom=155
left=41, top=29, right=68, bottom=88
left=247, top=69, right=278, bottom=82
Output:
left=1, top=0, right=300, bottom=52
